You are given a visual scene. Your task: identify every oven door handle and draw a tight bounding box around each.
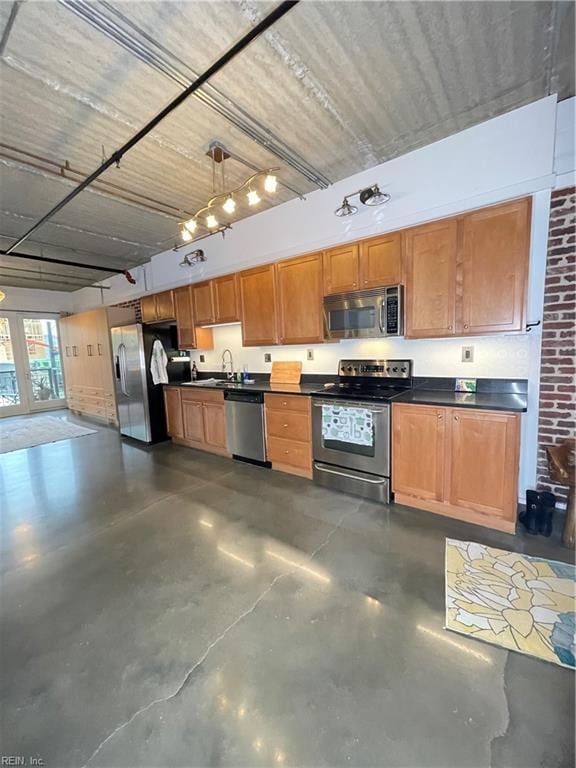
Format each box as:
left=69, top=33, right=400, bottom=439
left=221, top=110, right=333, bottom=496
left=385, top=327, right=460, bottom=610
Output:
left=314, top=463, right=387, bottom=484
left=312, top=401, right=388, bottom=413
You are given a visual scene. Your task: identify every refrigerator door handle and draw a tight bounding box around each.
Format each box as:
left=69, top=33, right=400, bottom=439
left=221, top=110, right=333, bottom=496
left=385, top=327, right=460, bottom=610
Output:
left=118, top=343, right=129, bottom=396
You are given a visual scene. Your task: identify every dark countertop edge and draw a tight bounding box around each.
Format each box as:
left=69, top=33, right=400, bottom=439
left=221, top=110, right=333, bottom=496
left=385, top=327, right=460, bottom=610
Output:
left=391, top=390, right=528, bottom=413
left=164, top=381, right=327, bottom=396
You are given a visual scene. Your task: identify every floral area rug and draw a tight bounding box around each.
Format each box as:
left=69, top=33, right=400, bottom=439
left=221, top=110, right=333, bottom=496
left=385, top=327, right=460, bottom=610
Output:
left=446, top=539, right=575, bottom=669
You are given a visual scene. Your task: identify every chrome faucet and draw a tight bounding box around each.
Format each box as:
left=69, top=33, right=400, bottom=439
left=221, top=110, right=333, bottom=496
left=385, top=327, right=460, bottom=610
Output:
left=222, top=348, right=234, bottom=380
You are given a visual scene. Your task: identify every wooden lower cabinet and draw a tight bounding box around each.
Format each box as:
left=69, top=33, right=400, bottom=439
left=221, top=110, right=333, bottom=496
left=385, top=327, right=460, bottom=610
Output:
left=164, top=388, right=228, bottom=456
left=164, top=386, right=184, bottom=438
left=392, top=403, right=520, bottom=532
left=265, top=394, right=312, bottom=478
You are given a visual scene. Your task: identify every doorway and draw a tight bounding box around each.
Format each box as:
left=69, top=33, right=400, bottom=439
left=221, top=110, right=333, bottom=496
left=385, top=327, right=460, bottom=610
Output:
left=0, top=313, right=66, bottom=417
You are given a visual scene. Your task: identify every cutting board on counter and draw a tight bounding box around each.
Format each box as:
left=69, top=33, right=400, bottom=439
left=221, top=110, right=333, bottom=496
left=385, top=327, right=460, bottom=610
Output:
left=270, top=361, right=302, bottom=385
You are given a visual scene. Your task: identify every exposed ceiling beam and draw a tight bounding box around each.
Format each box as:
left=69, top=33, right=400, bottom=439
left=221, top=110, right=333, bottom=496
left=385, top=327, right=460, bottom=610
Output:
left=0, top=249, right=136, bottom=282
left=4, top=0, right=301, bottom=257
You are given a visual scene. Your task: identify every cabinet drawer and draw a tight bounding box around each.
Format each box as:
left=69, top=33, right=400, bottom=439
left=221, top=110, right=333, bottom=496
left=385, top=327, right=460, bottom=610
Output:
left=266, top=409, right=311, bottom=442
left=264, top=394, right=310, bottom=413
left=181, top=388, right=224, bottom=403
left=267, top=435, right=311, bottom=469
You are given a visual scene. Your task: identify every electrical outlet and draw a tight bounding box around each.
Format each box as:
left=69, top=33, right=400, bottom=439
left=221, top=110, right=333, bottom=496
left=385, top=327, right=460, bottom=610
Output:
left=199, top=354, right=205, bottom=363
left=461, top=346, right=474, bottom=363
left=307, top=349, right=314, bottom=361
left=264, top=353, right=272, bottom=363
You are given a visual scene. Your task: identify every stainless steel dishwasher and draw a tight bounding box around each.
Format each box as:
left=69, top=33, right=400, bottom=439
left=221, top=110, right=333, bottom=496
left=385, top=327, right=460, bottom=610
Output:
left=224, top=390, right=269, bottom=465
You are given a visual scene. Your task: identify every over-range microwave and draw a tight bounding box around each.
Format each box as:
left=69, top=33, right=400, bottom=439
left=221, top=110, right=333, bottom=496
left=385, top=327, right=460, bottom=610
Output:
left=323, top=285, right=404, bottom=340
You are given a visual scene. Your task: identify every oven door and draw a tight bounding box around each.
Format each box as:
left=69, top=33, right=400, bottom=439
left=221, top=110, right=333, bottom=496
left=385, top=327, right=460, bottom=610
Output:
left=323, top=293, right=385, bottom=339
left=312, top=397, right=390, bottom=476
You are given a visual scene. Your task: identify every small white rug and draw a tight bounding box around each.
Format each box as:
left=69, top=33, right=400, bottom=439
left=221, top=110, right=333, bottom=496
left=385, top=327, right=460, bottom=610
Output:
left=0, top=415, right=97, bottom=454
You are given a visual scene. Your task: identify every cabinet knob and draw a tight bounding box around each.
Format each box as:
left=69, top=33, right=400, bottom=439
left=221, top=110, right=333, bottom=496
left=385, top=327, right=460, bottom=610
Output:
left=437, top=413, right=443, bottom=419
left=284, top=450, right=289, bottom=455
left=464, top=324, right=469, bottom=330
left=352, top=282, right=357, bottom=287
left=283, top=424, right=288, bottom=428
left=454, top=415, right=459, bottom=421
left=448, top=325, right=453, bottom=331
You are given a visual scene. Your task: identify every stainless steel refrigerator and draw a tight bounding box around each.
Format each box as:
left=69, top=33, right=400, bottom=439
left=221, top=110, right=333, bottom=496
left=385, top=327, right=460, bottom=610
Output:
left=110, top=323, right=189, bottom=443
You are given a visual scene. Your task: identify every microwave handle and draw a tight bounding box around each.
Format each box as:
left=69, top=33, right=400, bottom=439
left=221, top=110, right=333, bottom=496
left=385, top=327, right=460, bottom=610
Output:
left=379, top=299, right=385, bottom=334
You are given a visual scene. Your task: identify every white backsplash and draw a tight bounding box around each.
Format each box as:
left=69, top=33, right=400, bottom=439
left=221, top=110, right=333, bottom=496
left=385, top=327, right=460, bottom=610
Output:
left=189, top=323, right=534, bottom=380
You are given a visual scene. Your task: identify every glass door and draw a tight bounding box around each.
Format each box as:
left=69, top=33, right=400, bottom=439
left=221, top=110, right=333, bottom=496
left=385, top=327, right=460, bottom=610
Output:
left=0, top=316, right=27, bottom=416
left=0, top=313, right=66, bottom=418
left=22, top=317, right=66, bottom=411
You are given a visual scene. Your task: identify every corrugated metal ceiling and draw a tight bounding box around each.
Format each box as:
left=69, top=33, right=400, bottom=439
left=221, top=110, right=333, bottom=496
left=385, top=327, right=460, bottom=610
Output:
left=0, top=0, right=573, bottom=291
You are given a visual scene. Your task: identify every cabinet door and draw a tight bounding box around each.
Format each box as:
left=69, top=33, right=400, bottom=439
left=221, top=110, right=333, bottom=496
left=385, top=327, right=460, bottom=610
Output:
left=449, top=409, right=520, bottom=521
left=202, top=403, right=227, bottom=450
left=156, top=290, right=175, bottom=321
left=182, top=400, right=204, bottom=443
left=323, top=243, right=359, bottom=294
left=404, top=219, right=457, bottom=338
left=164, top=387, right=183, bottom=438
left=359, top=232, right=401, bottom=289
left=140, top=295, right=157, bottom=323
left=192, top=281, right=215, bottom=326
left=392, top=404, right=446, bottom=501
left=238, top=264, right=278, bottom=346
left=213, top=274, right=239, bottom=323
left=276, top=253, right=323, bottom=344
left=174, top=286, right=196, bottom=349
left=459, top=198, right=530, bottom=335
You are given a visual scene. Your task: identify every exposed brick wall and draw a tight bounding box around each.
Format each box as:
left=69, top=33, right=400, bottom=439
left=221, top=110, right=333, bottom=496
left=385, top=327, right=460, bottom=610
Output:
left=112, top=299, right=142, bottom=323
left=536, top=186, right=576, bottom=502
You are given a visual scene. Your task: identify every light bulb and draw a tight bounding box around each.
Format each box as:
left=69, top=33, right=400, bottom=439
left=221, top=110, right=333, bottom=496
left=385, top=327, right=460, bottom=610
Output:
left=222, top=196, right=236, bottom=214
left=184, top=218, right=197, bottom=233
left=206, top=214, right=218, bottom=229
left=247, top=189, right=261, bottom=206
left=264, top=174, right=277, bottom=193
left=181, top=228, right=192, bottom=242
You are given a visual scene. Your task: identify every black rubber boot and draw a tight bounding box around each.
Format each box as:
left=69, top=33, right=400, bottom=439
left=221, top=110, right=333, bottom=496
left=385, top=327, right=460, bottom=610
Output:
left=520, top=490, right=540, bottom=534
left=538, top=492, right=557, bottom=537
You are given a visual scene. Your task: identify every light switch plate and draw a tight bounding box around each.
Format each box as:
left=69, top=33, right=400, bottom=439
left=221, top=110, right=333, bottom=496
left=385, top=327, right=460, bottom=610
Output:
left=461, top=346, right=474, bottom=363
left=307, top=349, right=314, bottom=361
left=199, top=354, right=205, bottom=363
left=264, top=353, right=272, bottom=363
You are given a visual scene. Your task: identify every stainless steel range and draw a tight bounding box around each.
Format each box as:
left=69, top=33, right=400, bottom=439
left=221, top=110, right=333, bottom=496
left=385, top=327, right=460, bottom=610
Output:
left=312, top=359, right=413, bottom=503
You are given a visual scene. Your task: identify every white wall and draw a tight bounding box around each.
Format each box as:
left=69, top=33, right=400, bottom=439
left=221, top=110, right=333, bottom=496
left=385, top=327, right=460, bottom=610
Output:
left=68, top=94, right=575, bottom=499
left=554, top=97, right=575, bottom=189
left=0, top=286, right=73, bottom=314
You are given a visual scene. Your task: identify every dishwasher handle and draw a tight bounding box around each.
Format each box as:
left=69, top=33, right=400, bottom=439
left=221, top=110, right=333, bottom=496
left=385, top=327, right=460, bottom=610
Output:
left=224, top=391, right=264, bottom=404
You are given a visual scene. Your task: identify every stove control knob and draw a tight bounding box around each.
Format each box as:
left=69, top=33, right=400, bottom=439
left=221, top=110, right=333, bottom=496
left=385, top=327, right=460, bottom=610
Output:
left=386, top=367, right=391, bottom=374
left=392, top=366, right=398, bottom=373
left=401, top=367, right=407, bottom=373
left=347, top=365, right=353, bottom=372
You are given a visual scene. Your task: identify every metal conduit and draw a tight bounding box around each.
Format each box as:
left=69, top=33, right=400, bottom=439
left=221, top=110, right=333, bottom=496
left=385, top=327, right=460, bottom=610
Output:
left=5, top=0, right=300, bottom=262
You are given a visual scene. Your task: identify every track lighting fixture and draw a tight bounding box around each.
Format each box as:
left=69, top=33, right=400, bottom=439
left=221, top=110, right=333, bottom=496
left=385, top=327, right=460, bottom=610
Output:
left=178, top=141, right=280, bottom=244
left=334, top=184, right=391, bottom=217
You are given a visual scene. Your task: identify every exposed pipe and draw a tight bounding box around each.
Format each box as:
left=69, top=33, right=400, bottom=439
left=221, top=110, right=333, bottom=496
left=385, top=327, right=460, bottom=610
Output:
left=0, top=250, right=136, bottom=283
left=0, top=1, right=23, bottom=56
left=5, top=1, right=300, bottom=258
left=0, top=263, right=111, bottom=287
left=59, top=0, right=328, bottom=190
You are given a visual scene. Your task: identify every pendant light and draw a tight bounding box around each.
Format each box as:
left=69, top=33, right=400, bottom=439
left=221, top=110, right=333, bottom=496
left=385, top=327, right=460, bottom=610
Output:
left=264, top=174, right=278, bottom=193
left=335, top=197, right=358, bottom=217
left=247, top=189, right=261, bottom=206
left=206, top=214, right=219, bottom=229
left=222, top=196, right=236, bottom=214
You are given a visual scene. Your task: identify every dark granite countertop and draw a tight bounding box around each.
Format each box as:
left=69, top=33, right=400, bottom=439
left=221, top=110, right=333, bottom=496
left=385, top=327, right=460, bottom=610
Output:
left=391, top=389, right=528, bottom=412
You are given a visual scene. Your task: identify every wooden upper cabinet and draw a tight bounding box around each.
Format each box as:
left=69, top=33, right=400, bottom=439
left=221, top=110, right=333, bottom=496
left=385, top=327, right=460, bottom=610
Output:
left=238, top=264, right=279, bottom=346
left=192, top=281, right=215, bottom=326
left=449, top=409, right=520, bottom=521
left=359, top=232, right=402, bottom=289
left=140, top=295, right=157, bottom=323
left=174, top=286, right=195, bottom=349
left=323, top=243, right=359, bottom=294
left=392, top=404, right=446, bottom=502
left=174, top=285, right=214, bottom=350
left=276, top=253, right=324, bottom=344
left=459, top=198, right=530, bottom=335
left=164, top=387, right=183, bottom=439
left=404, top=218, right=458, bottom=338
left=156, top=290, right=175, bottom=320
left=213, top=274, right=239, bottom=323
left=141, top=291, right=174, bottom=323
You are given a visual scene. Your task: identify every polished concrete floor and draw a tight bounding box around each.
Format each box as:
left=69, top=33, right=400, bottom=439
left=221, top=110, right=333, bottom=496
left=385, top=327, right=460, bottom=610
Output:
left=1, top=411, right=574, bottom=768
